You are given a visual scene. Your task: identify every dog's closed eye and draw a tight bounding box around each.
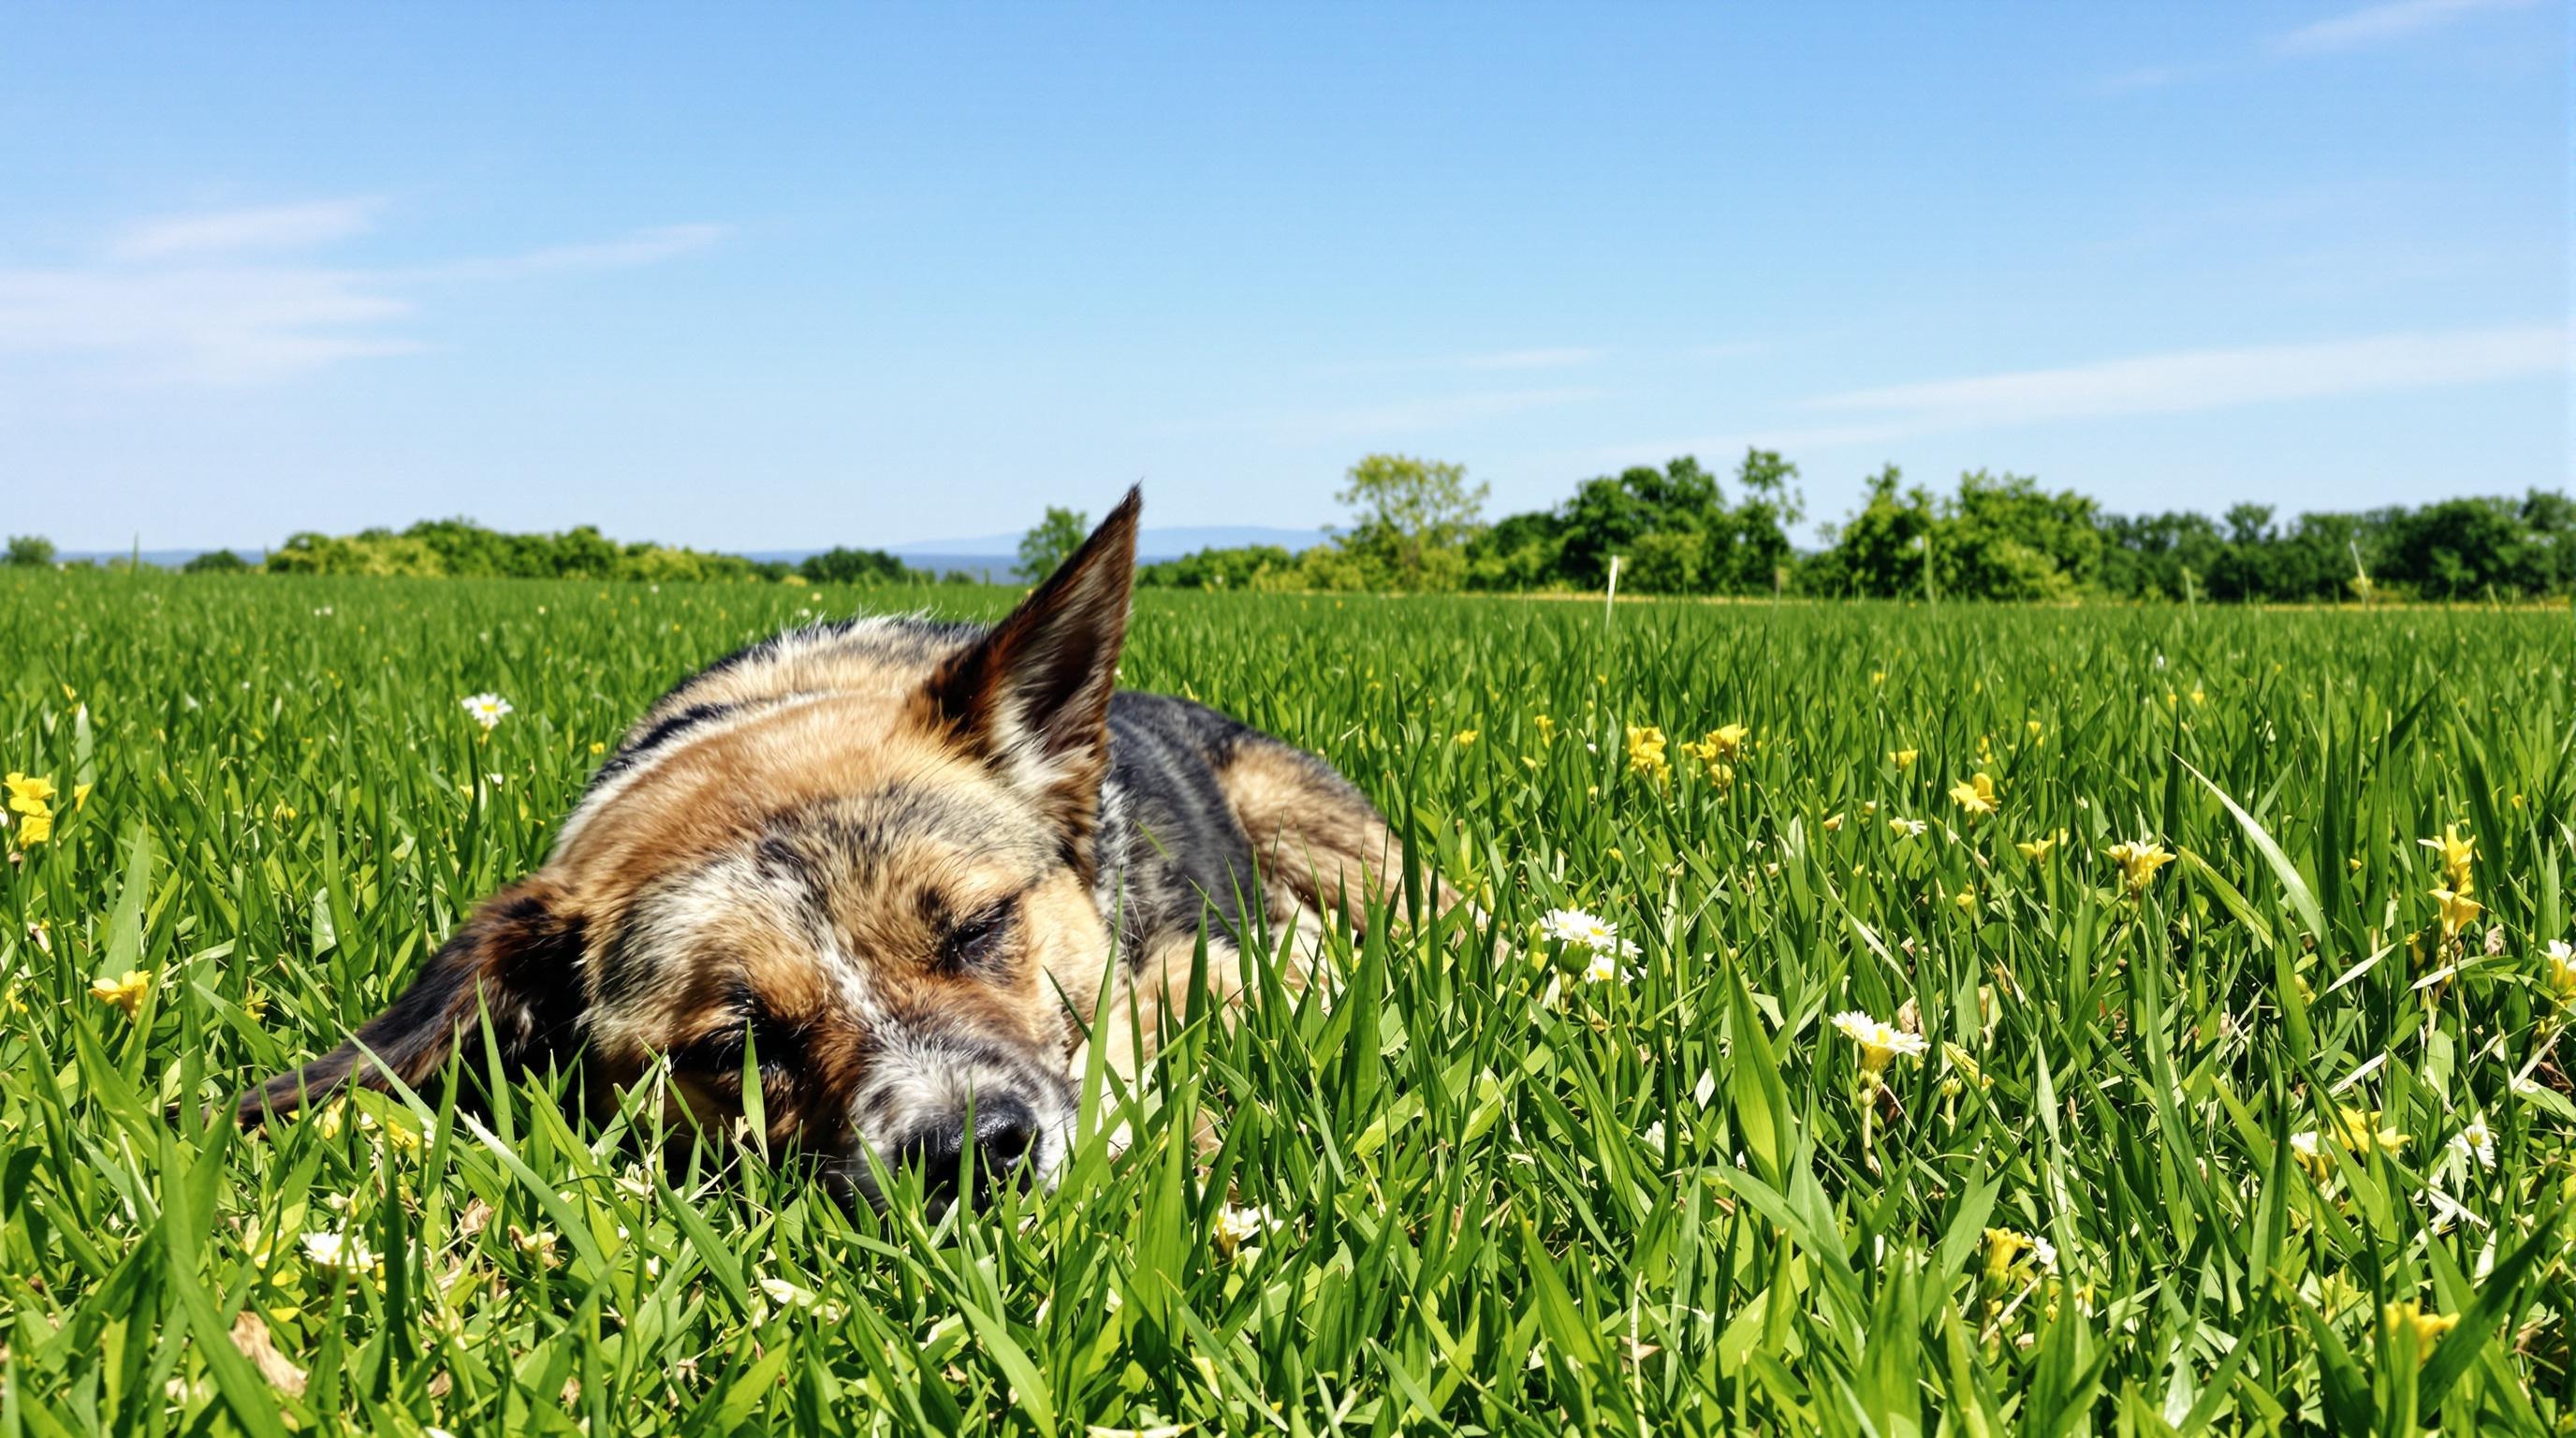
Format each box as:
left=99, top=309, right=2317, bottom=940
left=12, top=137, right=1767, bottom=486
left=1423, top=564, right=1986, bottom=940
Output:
left=938, top=902, right=1016, bottom=976
left=673, top=987, right=801, bottom=1077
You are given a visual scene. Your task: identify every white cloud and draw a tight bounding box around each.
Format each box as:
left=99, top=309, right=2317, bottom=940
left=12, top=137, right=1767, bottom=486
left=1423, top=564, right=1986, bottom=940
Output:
left=0, top=203, right=725, bottom=384
left=1566, top=324, right=2562, bottom=473
left=1803, top=325, right=2563, bottom=431
left=108, top=198, right=385, bottom=261
left=0, top=266, right=419, bottom=382
left=2274, top=0, right=2535, bottom=53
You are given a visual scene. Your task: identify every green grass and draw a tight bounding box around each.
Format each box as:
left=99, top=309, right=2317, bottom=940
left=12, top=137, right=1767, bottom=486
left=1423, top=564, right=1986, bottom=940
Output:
left=3, top=569, right=2573, bottom=1434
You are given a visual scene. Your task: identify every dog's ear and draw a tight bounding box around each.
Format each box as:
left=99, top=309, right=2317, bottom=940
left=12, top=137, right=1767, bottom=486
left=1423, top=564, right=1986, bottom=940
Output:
left=238, top=876, right=588, bottom=1123
left=922, top=487, right=1141, bottom=875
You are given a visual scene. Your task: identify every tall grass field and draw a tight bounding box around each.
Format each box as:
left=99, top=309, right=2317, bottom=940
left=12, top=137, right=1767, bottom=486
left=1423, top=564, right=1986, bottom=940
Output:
left=3, top=571, right=2572, bottom=1434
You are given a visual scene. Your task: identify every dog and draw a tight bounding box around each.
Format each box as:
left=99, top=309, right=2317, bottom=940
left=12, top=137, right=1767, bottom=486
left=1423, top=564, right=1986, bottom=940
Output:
left=241, top=489, right=1447, bottom=1209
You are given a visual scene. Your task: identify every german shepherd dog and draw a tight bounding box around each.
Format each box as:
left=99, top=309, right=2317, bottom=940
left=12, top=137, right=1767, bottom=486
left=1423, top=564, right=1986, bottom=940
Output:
left=242, top=491, right=1439, bottom=1209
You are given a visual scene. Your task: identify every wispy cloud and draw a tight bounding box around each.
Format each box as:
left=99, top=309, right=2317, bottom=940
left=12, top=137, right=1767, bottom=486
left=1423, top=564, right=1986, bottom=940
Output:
left=1804, top=324, right=2563, bottom=430
left=2273, top=0, right=2534, bottom=53
left=1569, top=324, right=2562, bottom=472
left=0, top=201, right=725, bottom=383
left=108, top=198, right=386, bottom=261
left=2096, top=0, right=2533, bottom=95
left=0, top=267, right=420, bottom=380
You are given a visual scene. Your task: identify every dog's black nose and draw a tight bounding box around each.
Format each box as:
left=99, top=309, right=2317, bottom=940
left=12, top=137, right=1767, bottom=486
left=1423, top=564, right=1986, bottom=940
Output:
left=893, top=1094, right=1041, bottom=1210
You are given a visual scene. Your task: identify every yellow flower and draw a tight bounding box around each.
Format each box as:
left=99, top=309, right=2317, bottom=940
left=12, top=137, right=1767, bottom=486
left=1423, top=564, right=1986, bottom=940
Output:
left=2288, top=1129, right=2331, bottom=1182
left=1954, top=889, right=1978, bottom=913
left=2428, top=886, right=2481, bottom=939
left=589, top=741, right=607, bottom=756
left=1625, top=726, right=1669, bottom=782
left=1947, top=771, right=1998, bottom=817
left=1453, top=729, right=1479, bottom=747
left=13, top=808, right=51, bottom=845
left=2106, top=839, right=2175, bottom=895
left=2547, top=941, right=2576, bottom=998
left=1889, top=749, right=1919, bottom=770
left=90, top=969, right=151, bottom=1017
left=1980, top=1228, right=2055, bottom=1290
left=1821, top=814, right=1844, bottom=832
left=1831, top=1010, right=1929, bottom=1076
left=2418, top=823, right=2476, bottom=895
left=2335, top=1108, right=2406, bottom=1156
left=2026, top=720, right=2043, bottom=740
left=5, top=772, right=57, bottom=814
left=1676, top=727, right=1743, bottom=785
left=2016, top=829, right=2068, bottom=864
left=71, top=782, right=92, bottom=811
left=1870, top=670, right=1887, bottom=685
left=2382, top=1300, right=2458, bottom=1357
left=1941, top=1042, right=1990, bottom=1091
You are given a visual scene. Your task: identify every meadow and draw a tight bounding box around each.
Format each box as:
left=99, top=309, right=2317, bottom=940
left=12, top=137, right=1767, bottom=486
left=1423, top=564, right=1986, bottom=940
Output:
left=2, top=569, right=2572, bottom=1435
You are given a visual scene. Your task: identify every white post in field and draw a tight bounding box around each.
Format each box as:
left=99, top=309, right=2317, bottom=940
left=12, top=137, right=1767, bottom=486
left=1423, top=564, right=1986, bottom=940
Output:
left=1605, top=554, right=1622, bottom=625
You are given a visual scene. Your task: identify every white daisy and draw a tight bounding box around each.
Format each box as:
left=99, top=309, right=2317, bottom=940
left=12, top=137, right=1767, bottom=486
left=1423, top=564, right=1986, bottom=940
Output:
left=1211, top=1203, right=1279, bottom=1258
left=460, top=693, right=514, bottom=730
left=2452, top=1115, right=2496, bottom=1169
left=300, top=1228, right=376, bottom=1275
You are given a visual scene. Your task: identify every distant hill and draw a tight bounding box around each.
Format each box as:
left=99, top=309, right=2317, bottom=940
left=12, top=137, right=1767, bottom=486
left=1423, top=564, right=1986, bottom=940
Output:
left=739, top=526, right=1330, bottom=582
left=886, top=525, right=1328, bottom=563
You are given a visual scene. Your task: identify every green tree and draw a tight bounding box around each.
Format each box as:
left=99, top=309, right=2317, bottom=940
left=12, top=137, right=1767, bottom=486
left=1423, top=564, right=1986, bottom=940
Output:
left=5, top=536, right=56, bottom=567
left=798, top=546, right=916, bottom=585
left=1136, top=544, right=1295, bottom=590
left=1464, top=509, right=1566, bottom=591
left=1710, top=448, right=1806, bottom=593
left=181, top=549, right=250, bottom=574
left=1017, top=506, right=1090, bottom=581
left=1330, top=454, right=1487, bottom=592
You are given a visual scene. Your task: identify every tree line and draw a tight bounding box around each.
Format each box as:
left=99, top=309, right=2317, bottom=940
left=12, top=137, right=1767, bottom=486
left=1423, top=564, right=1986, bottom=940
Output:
left=1, top=522, right=978, bottom=586
left=1134, top=452, right=2576, bottom=603
left=11, top=460, right=2573, bottom=603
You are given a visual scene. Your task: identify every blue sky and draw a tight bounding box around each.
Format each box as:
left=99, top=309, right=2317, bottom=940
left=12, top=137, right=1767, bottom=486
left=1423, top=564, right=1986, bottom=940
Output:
left=1, top=1, right=2564, bottom=552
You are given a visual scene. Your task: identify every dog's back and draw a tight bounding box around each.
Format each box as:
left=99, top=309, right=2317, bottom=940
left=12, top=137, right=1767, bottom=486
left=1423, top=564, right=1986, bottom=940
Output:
left=578, top=611, right=1413, bottom=959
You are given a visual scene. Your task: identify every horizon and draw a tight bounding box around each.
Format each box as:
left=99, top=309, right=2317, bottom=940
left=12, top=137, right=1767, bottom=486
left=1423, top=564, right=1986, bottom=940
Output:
left=2, top=2, right=2566, bottom=552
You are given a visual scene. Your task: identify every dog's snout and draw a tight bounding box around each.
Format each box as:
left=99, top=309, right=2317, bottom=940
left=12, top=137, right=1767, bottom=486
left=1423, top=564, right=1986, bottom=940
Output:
left=893, top=1093, right=1041, bottom=1209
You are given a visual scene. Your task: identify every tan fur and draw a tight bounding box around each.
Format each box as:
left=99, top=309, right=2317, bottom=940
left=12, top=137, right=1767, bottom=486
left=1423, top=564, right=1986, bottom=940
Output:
left=1217, top=741, right=1473, bottom=931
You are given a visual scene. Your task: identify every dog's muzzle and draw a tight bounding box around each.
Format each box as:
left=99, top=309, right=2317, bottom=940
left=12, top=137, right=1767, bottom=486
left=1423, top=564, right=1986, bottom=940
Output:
left=891, top=1093, right=1045, bottom=1211
left=842, top=1032, right=1076, bottom=1212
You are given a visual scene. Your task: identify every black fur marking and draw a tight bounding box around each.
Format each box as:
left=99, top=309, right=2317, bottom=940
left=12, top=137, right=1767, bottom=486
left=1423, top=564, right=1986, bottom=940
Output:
left=1095, top=691, right=1264, bottom=955
left=239, top=885, right=588, bottom=1123
left=593, top=700, right=739, bottom=785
